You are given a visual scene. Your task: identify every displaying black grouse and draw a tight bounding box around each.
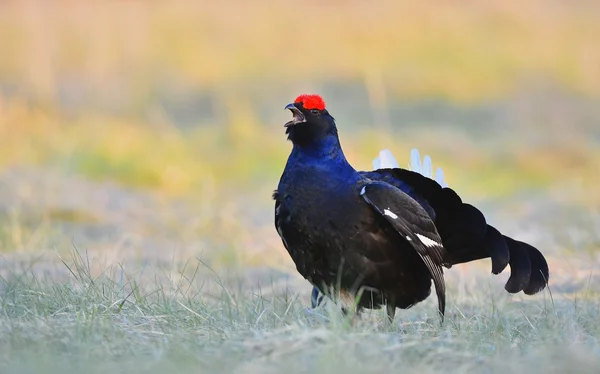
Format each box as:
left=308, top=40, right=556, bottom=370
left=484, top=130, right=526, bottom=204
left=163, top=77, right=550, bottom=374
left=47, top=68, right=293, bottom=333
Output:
left=273, top=94, right=550, bottom=322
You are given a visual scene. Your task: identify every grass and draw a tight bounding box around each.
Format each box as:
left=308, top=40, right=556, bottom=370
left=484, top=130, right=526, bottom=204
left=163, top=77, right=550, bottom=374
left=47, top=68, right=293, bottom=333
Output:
left=0, top=249, right=599, bottom=374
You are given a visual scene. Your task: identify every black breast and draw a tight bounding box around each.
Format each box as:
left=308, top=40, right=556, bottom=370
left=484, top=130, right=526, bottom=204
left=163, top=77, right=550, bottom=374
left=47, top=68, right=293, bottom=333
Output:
left=274, top=186, right=433, bottom=310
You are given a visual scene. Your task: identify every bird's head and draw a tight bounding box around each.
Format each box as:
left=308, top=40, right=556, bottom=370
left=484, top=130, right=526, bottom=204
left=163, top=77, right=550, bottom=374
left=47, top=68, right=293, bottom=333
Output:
left=284, top=94, right=337, bottom=146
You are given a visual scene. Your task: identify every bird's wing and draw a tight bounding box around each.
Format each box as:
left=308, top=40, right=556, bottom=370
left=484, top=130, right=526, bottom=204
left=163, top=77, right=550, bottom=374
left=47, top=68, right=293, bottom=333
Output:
left=362, top=167, right=512, bottom=274
left=273, top=192, right=293, bottom=255
left=367, top=148, right=547, bottom=297
left=360, top=180, right=447, bottom=320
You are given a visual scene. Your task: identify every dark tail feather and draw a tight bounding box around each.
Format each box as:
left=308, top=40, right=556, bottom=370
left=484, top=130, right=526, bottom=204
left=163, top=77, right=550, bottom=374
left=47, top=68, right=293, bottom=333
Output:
left=420, top=184, right=543, bottom=293
left=438, top=203, right=488, bottom=250
left=441, top=220, right=510, bottom=277
left=433, top=197, right=489, bottom=265
left=518, top=241, right=550, bottom=295
left=483, top=225, right=511, bottom=275
left=360, top=168, right=549, bottom=296
left=503, top=236, right=532, bottom=293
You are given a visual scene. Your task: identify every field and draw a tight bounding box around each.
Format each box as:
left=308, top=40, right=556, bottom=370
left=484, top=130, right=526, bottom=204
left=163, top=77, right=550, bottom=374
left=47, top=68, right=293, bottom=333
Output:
left=1, top=1, right=600, bottom=373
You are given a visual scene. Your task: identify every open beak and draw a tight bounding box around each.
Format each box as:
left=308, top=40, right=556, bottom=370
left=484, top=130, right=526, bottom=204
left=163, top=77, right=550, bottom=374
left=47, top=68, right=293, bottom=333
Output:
left=284, top=103, right=306, bottom=127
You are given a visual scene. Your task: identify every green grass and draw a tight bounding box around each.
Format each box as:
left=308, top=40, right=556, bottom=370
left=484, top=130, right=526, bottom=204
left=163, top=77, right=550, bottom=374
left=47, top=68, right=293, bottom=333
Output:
left=0, top=249, right=599, bottom=374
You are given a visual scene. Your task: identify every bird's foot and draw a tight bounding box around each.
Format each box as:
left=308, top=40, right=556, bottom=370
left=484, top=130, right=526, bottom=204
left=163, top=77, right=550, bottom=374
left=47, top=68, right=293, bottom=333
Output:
left=384, top=304, right=396, bottom=328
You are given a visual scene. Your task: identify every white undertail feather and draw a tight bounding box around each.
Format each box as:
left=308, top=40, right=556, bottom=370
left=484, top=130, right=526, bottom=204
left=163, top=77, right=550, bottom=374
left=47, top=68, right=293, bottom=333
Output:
left=434, top=168, right=446, bottom=187
left=372, top=148, right=448, bottom=187
left=372, top=149, right=400, bottom=170
left=422, top=155, right=432, bottom=179
left=409, top=149, right=422, bottom=174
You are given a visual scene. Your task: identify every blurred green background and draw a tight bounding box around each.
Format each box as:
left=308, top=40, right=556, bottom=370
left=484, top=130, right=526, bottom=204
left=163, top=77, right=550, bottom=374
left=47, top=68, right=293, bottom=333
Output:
left=0, top=0, right=598, bottom=270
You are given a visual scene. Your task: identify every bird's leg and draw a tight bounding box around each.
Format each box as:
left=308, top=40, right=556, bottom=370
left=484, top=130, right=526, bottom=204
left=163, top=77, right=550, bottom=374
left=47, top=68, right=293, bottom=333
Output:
left=341, top=306, right=349, bottom=317
left=385, top=303, right=396, bottom=327
left=340, top=305, right=360, bottom=326
left=343, top=306, right=362, bottom=327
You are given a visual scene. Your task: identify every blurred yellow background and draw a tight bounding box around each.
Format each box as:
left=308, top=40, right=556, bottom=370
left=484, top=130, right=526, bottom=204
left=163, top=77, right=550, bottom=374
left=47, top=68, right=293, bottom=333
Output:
left=0, top=1, right=598, bottom=267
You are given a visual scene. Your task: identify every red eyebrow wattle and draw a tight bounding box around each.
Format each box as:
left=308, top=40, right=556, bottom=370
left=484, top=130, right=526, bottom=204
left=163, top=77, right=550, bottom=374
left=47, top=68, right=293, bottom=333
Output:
left=294, top=94, right=326, bottom=111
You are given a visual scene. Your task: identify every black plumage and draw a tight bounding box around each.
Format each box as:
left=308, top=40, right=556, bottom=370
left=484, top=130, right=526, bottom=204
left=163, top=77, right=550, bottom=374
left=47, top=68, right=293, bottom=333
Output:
left=274, top=94, right=550, bottom=322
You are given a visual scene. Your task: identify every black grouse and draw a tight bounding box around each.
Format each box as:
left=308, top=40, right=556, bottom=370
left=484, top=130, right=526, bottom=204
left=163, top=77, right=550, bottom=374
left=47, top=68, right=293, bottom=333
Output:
left=273, top=94, right=550, bottom=322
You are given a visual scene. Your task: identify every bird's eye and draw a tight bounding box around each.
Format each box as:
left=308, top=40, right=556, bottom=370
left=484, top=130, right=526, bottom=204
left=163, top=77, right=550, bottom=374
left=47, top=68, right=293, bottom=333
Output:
left=311, top=109, right=319, bottom=115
